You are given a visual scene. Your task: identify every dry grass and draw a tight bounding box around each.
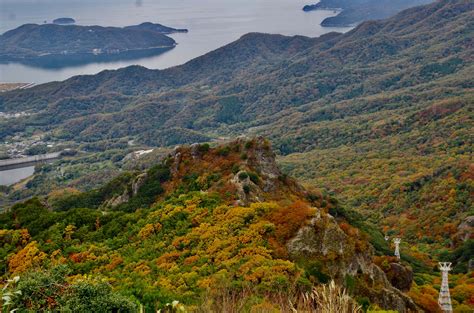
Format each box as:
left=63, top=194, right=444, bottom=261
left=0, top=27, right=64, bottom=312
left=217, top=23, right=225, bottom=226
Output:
left=293, top=280, right=362, bottom=313
left=194, top=281, right=362, bottom=313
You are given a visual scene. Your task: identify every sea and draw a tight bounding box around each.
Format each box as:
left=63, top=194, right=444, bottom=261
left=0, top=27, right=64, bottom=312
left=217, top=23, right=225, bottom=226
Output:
left=0, top=0, right=350, bottom=84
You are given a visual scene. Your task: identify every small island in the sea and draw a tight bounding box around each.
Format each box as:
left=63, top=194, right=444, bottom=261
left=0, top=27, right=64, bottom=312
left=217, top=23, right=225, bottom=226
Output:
left=303, top=0, right=433, bottom=27
left=125, top=22, right=188, bottom=34
left=53, top=17, right=76, bottom=25
left=0, top=22, right=189, bottom=67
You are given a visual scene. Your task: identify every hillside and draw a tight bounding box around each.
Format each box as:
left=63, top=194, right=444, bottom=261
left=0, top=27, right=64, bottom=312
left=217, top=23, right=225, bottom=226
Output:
left=0, top=1, right=473, bottom=310
left=0, top=138, right=418, bottom=311
left=0, top=23, right=177, bottom=62
left=303, top=0, right=433, bottom=27
left=0, top=0, right=471, bottom=143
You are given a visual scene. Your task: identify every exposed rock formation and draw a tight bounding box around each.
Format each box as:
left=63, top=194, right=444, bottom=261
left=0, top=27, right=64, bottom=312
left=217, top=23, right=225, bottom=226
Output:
left=102, top=173, right=148, bottom=208
left=287, top=212, right=418, bottom=312
left=92, top=137, right=419, bottom=311
left=387, top=263, right=413, bottom=292
left=455, top=216, right=474, bottom=243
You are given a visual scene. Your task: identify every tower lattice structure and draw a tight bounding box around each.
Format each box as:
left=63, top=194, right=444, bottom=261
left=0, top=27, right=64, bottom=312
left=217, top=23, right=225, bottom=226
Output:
left=393, top=238, right=401, bottom=260
left=438, top=262, right=453, bottom=313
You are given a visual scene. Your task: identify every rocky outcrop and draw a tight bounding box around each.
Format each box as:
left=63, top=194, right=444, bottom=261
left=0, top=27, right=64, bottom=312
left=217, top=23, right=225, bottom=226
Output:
left=103, top=189, right=130, bottom=208
left=387, top=263, right=413, bottom=291
left=230, top=170, right=260, bottom=206
left=247, top=137, right=281, bottom=192
left=190, top=143, right=203, bottom=160
left=132, top=173, right=147, bottom=196
left=455, top=215, right=474, bottom=243
left=170, top=146, right=182, bottom=175
left=134, top=137, right=419, bottom=310
left=287, top=211, right=419, bottom=312
left=102, top=173, right=148, bottom=209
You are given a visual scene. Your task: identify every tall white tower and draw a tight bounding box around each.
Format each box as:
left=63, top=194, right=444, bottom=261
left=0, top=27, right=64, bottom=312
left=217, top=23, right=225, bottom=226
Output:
left=438, top=262, right=453, bottom=313
left=393, top=238, right=401, bottom=260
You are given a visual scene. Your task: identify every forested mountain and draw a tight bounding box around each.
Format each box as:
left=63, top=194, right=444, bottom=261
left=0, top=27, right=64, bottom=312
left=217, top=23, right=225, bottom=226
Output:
left=0, top=23, right=177, bottom=61
left=0, top=0, right=473, bottom=310
left=0, top=139, right=418, bottom=311
left=0, top=0, right=471, bottom=146
left=303, top=0, right=434, bottom=27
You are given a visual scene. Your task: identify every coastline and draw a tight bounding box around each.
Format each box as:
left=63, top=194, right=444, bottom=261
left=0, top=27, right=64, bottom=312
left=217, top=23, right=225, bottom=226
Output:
left=0, top=45, right=176, bottom=69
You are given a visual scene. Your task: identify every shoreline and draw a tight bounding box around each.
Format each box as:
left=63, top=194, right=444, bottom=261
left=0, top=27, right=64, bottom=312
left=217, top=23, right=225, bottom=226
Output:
left=0, top=152, right=61, bottom=170
left=0, top=82, right=35, bottom=92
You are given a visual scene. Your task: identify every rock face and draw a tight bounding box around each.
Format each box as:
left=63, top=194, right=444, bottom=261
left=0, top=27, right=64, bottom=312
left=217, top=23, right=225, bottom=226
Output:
left=170, top=147, right=182, bottom=176
left=103, top=189, right=130, bottom=208
left=247, top=137, right=281, bottom=192
left=230, top=170, right=260, bottom=206
left=455, top=215, right=474, bottom=243
left=190, top=143, right=202, bottom=159
left=287, top=212, right=418, bottom=312
left=102, top=173, right=148, bottom=209
left=387, top=263, right=413, bottom=291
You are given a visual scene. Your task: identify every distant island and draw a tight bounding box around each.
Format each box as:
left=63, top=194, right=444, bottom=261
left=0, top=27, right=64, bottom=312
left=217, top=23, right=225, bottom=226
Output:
left=303, top=0, right=434, bottom=27
left=0, top=22, right=188, bottom=67
left=125, top=22, right=188, bottom=34
left=53, top=17, right=76, bottom=25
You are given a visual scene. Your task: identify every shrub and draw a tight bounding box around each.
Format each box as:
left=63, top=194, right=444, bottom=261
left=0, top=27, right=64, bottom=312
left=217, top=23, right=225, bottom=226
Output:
left=238, top=172, right=249, bottom=180
left=25, top=145, right=48, bottom=156
left=198, top=143, right=210, bottom=153
left=14, top=266, right=70, bottom=311
left=248, top=172, right=260, bottom=185
left=232, top=164, right=240, bottom=174
left=61, top=282, right=137, bottom=312
left=217, top=146, right=231, bottom=156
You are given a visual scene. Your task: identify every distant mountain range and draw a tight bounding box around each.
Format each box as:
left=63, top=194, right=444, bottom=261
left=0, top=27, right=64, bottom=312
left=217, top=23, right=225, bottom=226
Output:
left=303, top=0, right=434, bottom=26
left=0, top=22, right=187, bottom=65
left=1, top=0, right=470, bottom=148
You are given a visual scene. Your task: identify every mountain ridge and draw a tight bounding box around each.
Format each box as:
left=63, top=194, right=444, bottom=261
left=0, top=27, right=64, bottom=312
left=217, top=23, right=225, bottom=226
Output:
left=0, top=138, right=418, bottom=311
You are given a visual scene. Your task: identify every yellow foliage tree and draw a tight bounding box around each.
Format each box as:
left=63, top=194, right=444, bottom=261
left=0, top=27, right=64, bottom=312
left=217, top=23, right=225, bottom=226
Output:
left=8, top=241, right=47, bottom=274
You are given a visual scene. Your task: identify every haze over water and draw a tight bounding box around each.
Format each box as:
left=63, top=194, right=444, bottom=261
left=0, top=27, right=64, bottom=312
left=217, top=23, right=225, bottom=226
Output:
left=0, top=0, right=350, bottom=84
